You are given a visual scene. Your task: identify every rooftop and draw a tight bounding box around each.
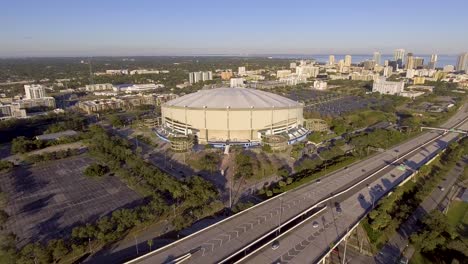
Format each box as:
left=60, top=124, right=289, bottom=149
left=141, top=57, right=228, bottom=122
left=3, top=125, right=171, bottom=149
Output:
left=165, top=87, right=302, bottom=109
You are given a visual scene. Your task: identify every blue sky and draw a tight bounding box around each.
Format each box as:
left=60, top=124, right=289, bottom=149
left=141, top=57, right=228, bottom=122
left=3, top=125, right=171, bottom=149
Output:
left=1, top=0, right=467, bottom=57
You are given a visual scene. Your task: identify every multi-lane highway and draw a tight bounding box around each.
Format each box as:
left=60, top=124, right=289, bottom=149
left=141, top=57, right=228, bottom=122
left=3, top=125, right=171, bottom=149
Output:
left=127, top=104, right=468, bottom=264
left=240, top=112, right=468, bottom=264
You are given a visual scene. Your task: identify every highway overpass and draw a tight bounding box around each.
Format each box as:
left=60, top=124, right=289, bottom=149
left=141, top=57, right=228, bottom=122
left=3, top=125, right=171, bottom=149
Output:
left=126, top=104, right=468, bottom=264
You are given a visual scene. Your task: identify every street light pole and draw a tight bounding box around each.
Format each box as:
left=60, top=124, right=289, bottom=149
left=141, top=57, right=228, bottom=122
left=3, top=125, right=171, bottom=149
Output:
left=277, top=197, right=283, bottom=235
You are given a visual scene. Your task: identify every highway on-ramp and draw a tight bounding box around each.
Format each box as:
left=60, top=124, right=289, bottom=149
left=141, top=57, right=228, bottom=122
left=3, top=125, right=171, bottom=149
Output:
left=126, top=104, right=468, bottom=264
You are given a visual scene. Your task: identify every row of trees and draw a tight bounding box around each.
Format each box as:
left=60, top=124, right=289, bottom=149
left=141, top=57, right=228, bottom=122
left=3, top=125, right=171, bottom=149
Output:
left=364, top=138, right=468, bottom=249
left=11, top=134, right=83, bottom=154
left=25, top=149, right=82, bottom=164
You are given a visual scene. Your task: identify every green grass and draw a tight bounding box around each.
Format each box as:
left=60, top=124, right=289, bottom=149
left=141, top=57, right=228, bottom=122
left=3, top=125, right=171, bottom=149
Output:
left=446, top=200, right=468, bottom=228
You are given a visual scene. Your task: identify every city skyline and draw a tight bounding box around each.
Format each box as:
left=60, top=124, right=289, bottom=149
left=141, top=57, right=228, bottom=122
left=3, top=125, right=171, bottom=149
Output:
left=2, top=0, right=468, bottom=57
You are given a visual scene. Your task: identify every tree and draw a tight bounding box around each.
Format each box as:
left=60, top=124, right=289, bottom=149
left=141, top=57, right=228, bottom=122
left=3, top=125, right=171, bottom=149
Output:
left=0, top=160, right=13, bottom=173
left=235, top=153, right=254, bottom=180
left=84, top=163, right=109, bottom=178
left=47, top=239, right=68, bottom=262
left=0, top=210, right=8, bottom=227
left=147, top=239, right=153, bottom=251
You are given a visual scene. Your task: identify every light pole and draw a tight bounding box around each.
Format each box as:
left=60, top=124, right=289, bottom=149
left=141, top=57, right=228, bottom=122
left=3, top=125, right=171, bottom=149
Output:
left=134, top=235, right=139, bottom=255
left=277, top=197, right=283, bottom=235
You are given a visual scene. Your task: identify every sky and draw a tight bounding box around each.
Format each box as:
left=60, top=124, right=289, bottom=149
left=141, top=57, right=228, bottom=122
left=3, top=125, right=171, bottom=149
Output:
left=1, top=0, right=468, bottom=57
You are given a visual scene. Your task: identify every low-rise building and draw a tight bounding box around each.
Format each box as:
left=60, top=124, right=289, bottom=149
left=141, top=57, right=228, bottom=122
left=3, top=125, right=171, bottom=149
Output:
left=372, top=77, right=404, bottom=95
left=78, top=98, right=125, bottom=114
left=413, top=76, right=426, bottom=85
left=279, top=75, right=307, bottom=86
left=313, top=80, right=327, bottom=90
left=85, top=83, right=113, bottom=91
left=129, top=69, right=163, bottom=75
left=221, top=70, right=233, bottom=80
left=276, top=70, right=292, bottom=78
left=230, top=78, right=245, bottom=87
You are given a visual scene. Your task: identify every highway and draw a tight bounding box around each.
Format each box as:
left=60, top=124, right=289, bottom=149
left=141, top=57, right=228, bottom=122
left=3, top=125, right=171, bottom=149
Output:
left=127, top=104, right=468, bottom=264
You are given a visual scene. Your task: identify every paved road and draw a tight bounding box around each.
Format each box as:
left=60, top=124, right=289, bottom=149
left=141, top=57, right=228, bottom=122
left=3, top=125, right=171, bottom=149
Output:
left=127, top=104, right=468, bottom=264
left=375, top=156, right=468, bottom=264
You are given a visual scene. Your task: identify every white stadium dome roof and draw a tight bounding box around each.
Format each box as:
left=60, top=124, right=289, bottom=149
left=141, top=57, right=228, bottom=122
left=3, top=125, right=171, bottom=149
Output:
left=165, top=88, right=301, bottom=109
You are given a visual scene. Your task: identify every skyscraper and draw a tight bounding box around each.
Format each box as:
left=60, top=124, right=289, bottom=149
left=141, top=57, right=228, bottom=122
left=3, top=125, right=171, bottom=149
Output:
left=373, top=51, right=381, bottom=66
left=394, top=49, right=405, bottom=68
left=405, top=53, right=414, bottom=70
left=456, top=52, right=468, bottom=72
left=24, top=84, right=46, bottom=99
left=328, top=55, right=335, bottom=65
left=428, top=54, right=438, bottom=70
left=413, top=57, right=424, bottom=69
left=344, top=55, right=352, bottom=67
left=394, top=49, right=405, bottom=61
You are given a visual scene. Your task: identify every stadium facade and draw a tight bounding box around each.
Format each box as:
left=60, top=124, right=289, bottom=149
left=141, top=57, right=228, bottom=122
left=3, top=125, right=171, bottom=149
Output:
left=158, top=88, right=309, bottom=147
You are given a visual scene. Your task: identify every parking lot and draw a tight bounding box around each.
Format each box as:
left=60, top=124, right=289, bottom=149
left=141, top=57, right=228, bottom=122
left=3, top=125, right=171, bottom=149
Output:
left=305, top=96, right=383, bottom=116
left=0, top=155, right=143, bottom=246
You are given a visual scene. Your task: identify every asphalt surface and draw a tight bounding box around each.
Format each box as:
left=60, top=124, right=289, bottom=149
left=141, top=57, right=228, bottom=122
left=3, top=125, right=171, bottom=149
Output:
left=0, top=155, right=143, bottom=247
left=127, top=104, right=468, bottom=264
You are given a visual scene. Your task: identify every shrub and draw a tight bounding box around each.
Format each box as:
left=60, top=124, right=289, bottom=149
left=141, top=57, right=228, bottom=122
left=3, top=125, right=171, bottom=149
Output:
left=84, top=163, right=109, bottom=178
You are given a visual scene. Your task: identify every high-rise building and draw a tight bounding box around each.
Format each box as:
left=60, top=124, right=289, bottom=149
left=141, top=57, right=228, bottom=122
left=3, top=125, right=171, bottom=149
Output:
left=344, top=55, right=352, bottom=67
left=456, top=52, right=468, bottom=72
left=373, top=52, right=381, bottom=66
left=428, top=54, right=438, bottom=70
left=189, top=71, right=213, bottom=84
left=238, top=67, right=246, bottom=75
left=394, top=49, right=405, bottom=68
left=394, top=49, right=405, bottom=61
left=405, top=53, right=414, bottom=70
left=328, top=55, right=335, bottom=65
left=24, top=84, right=46, bottom=99
left=413, top=57, right=424, bottom=69
left=363, top=60, right=375, bottom=70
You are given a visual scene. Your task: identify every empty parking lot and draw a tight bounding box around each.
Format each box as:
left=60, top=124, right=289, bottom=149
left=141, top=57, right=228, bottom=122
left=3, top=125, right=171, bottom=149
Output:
left=0, top=155, right=143, bottom=246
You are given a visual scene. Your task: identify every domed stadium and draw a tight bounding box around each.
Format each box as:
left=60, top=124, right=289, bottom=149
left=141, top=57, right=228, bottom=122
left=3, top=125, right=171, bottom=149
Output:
left=157, top=88, right=309, bottom=146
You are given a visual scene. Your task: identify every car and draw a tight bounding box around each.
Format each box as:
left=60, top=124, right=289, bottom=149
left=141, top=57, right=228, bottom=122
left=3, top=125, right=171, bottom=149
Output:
left=335, top=202, right=342, bottom=214
left=316, top=179, right=321, bottom=184
left=366, top=183, right=371, bottom=189
left=271, top=240, right=280, bottom=250
left=439, top=186, right=445, bottom=191
left=312, top=222, right=319, bottom=228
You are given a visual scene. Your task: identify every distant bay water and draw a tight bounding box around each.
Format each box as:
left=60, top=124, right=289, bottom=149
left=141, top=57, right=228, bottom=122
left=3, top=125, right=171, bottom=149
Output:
left=265, top=54, right=458, bottom=68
